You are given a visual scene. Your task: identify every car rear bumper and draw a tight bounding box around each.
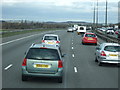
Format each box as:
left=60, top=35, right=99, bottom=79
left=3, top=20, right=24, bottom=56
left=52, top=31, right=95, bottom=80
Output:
left=22, top=67, right=63, bottom=78
left=83, top=40, right=97, bottom=44
left=77, top=32, right=85, bottom=34
left=42, top=43, right=60, bottom=47
left=67, top=30, right=73, bottom=32
left=100, top=59, right=120, bottom=64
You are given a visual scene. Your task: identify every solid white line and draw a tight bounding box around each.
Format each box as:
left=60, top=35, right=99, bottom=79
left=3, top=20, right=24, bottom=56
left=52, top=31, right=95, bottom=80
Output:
left=72, top=47, right=74, bottom=49
left=4, top=64, right=13, bottom=70
left=0, top=30, right=54, bottom=46
left=98, top=42, right=100, bottom=45
left=72, top=54, right=74, bottom=57
left=0, top=33, right=41, bottom=46
left=74, top=67, right=78, bottom=73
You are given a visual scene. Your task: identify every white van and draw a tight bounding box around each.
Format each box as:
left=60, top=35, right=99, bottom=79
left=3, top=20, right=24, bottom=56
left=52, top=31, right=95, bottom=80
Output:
left=77, top=26, right=86, bottom=35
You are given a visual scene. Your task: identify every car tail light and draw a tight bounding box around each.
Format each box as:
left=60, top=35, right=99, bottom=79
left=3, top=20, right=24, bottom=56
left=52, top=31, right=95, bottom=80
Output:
left=42, top=40, right=45, bottom=43
left=101, top=51, right=106, bottom=56
left=22, top=58, right=27, bottom=66
left=58, top=60, right=63, bottom=68
left=56, top=41, right=60, bottom=43
left=40, top=47, right=47, bottom=49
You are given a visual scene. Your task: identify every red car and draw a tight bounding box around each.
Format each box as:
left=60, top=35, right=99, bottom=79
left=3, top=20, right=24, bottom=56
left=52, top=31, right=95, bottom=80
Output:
left=115, top=30, right=120, bottom=34
left=82, top=33, right=97, bottom=45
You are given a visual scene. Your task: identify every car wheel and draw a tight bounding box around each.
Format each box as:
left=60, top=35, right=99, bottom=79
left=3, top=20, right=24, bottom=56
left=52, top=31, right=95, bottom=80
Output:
left=98, top=61, right=102, bottom=66
left=22, top=75, right=28, bottom=81
left=95, top=57, right=98, bottom=62
left=117, top=64, right=120, bottom=67
left=58, top=77, right=62, bottom=83
left=95, top=43, right=97, bottom=45
left=82, top=42, right=84, bottom=45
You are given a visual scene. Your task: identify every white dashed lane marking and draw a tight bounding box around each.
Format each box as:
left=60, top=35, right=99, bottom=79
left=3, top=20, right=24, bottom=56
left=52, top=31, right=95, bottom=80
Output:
left=4, top=64, right=13, bottom=70
left=72, top=47, right=74, bottom=49
left=74, top=67, right=78, bottom=73
left=72, top=54, right=75, bottom=58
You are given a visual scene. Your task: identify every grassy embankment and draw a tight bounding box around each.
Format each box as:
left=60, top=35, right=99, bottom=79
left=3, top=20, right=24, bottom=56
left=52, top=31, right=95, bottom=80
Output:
left=0, top=29, right=65, bottom=38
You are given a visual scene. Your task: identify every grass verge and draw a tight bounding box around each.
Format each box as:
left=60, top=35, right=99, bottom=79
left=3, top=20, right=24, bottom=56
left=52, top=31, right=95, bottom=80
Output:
left=1, top=29, right=64, bottom=38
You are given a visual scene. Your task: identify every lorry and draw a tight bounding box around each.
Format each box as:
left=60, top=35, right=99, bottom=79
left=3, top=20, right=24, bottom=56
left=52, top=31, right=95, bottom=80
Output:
left=77, top=26, right=87, bottom=35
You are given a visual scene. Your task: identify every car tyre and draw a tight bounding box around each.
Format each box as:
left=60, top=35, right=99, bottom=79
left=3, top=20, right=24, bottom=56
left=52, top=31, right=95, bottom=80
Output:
left=117, top=64, right=120, bottom=67
left=95, top=43, right=97, bottom=45
left=95, top=57, right=98, bottom=62
left=98, top=61, right=102, bottom=66
left=22, top=75, right=28, bottom=81
left=82, top=42, right=84, bottom=45
left=58, top=77, right=62, bottom=83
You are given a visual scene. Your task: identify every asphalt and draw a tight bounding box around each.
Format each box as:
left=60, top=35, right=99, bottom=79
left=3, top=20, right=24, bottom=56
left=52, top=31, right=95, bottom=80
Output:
left=2, top=30, right=119, bottom=88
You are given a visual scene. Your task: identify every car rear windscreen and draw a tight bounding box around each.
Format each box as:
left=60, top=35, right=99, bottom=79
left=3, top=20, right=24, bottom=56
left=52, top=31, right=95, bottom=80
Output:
left=80, top=27, right=84, bottom=30
left=85, top=34, right=96, bottom=37
left=104, top=46, right=120, bottom=52
left=26, top=48, right=60, bottom=60
left=44, top=36, right=57, bottom=40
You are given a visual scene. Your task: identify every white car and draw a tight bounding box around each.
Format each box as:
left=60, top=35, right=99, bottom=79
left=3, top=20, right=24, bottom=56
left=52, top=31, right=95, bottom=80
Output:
left=95, top=43, right=120, bottom=66
left=106, top=28, right=115, bottom=34
left=42, top=34, right=60, bottom=47
left=77, top=26, right=86, bottom=35
left=67, top=27, right=73, bottom=32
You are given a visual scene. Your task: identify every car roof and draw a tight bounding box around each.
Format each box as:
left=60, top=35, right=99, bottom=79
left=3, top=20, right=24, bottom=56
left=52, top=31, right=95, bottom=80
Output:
left=102, top=43, right=120, bottom=46
left=44, top=34, right=58, bottom=37
left=30, top=43, right=59, bottom=49
left=85, top=32, right=96, bottom=35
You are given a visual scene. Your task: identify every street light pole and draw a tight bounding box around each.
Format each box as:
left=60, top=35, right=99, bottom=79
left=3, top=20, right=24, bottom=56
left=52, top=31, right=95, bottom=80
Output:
left=93, top=2, right=96, bottom=31
left=105, top=0, right=108, bottom=27
left=96, top=0, right=98, bottom=29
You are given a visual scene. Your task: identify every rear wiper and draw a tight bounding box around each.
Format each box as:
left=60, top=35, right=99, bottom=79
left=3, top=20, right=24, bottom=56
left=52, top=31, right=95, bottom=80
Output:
left=28, top=58, right=42, bottom=60
left=28, top=58, right=56, bottom=60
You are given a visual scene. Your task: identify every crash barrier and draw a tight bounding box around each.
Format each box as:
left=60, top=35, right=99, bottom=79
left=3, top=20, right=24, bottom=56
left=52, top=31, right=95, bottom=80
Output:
left=94, top=30, right=120, bottom=44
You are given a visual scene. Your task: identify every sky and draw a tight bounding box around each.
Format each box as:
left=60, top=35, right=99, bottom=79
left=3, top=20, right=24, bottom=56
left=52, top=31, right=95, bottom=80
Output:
left=1, top=0, right=120, bottom=24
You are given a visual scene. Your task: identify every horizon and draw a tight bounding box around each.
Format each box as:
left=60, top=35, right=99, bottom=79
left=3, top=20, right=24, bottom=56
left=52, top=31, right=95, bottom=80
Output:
left=2, top=0, right=119, bottom=24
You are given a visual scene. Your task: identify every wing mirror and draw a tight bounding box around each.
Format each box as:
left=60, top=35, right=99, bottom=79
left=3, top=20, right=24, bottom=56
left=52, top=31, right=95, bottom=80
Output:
left=96, top=46, right=100, bottom=50
left=62, top=54, right=66, bottom=57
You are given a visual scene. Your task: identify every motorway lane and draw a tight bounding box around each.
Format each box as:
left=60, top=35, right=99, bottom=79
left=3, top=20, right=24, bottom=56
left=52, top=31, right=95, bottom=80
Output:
left=2, top=30, right=72, bottom=88
left=70, top=33, right=118, bottom=88
left=2, top=30, right=119, bottom=88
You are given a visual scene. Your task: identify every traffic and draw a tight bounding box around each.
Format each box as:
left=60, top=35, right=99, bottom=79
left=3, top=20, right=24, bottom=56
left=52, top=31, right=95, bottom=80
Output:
left=2, top=29, right=119, bottom=88
left=20, top=25, right=120, bottom=84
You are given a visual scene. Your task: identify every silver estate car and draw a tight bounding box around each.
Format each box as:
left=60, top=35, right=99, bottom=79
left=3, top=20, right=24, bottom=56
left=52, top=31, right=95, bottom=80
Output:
left=95, top=43, right=120, bottom=66
left=42, top=34, right=60, bottom=47
left=22, top=44, right=64, bottom=83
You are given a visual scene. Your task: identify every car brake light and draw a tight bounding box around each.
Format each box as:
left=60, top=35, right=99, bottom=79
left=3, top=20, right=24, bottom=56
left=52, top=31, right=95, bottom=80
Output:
left=40, top=47, right=47, bottom=49
left=58, top=60, right=63, bottom=68
left=42, top=40, right=45, bottom=43
left=22, top=58, right=27, bottom=66
left=56, top=41, right=60, bottom=43
left=101, top=51, right=106, bottom=56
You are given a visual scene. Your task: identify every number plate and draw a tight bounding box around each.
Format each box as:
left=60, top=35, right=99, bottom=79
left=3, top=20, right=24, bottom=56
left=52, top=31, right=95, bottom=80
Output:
left=88, top=38, right=93, bottom=40
left=109, top=54, right=118, bottom=56
left=34, top=63, right=51, bottom=68
left=48, top=42, right=54, bottom=44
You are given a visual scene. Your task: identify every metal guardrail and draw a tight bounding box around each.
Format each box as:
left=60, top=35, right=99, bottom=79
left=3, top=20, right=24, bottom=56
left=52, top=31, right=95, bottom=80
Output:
left=94, top=30, right=120, bottom=44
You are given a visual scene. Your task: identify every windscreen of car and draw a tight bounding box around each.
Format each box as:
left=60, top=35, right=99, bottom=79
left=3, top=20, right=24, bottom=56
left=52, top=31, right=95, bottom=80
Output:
left=85, top=34, right=96, bottom=37
left=44, top=36, right=57, bottom=40
left=107, top=28, right=113, bottom=30
left=26, top=48, right=60, bottom=60
left=68, top=27, right=72, bottom=29
left=104, top=46, right=120, bottom=52
left=80, top=27, right=84, bottom=30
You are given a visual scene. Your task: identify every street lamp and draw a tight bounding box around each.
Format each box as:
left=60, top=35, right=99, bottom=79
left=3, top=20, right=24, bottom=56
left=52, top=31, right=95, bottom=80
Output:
left=96, top=0, right=99, bottom=29
left=93, top=2, right=96, bottom=31
left=105, top=0, right=108, bottom=27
